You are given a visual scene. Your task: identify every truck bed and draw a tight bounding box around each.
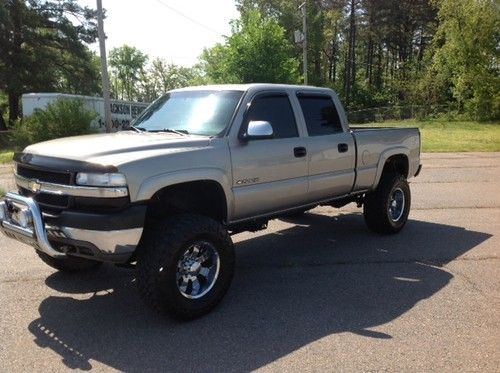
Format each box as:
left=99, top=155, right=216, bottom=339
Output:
left=351, top=127, right=421, bottom=191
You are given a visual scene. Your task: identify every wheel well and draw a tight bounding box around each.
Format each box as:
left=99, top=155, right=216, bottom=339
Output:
left=383, top=154, right=409, bottom=178
left=146, top=181, right=227, bottom=223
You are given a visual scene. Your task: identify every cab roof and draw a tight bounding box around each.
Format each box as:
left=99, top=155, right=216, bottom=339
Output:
left=170, top=83, right=334, bottom=94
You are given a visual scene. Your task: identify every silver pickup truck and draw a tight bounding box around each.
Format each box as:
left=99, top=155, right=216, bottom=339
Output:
left=0, top=84, right=421, bottom=319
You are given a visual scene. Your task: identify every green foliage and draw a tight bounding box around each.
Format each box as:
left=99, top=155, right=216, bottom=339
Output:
left=109, top=45, right=148, bottom=101
left=200, top=10, right=300, bottom=84
left=11, top=99, right=96, bottom=149
left=0, top=91, right=7, bottom=130
left=58, top=49, right=102, bottom=96
left=421, top=0, right=499, bottom=121
left=235, top=0, right=438, bottom=109
left=0, top=0, right=100, bottom=122
left=233, top=0, right=498, bottom=120
left=0, top=151, right=13, bottom=164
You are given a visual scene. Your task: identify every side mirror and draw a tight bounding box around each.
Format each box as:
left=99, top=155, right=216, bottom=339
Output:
left=240, top=120, right=274, bottom=141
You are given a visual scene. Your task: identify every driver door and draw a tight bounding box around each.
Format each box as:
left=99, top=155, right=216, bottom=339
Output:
left=229, top=93, right=308, bottom=220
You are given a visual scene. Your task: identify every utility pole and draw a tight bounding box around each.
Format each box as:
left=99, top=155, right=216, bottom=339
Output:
left=96, top=0, right=112, bottom=133
left=300, top=1, right=308, bottom=85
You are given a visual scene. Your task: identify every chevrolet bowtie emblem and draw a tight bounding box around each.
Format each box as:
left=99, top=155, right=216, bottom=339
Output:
left=28, top=179, right=41, bottom=193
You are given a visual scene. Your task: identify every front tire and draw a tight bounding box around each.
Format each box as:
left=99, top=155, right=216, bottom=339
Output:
left=363, top=172, right=411, bottom=234
left=137, top=214, right=234, bottom=320
left=36, top=251, right=103, bottom=272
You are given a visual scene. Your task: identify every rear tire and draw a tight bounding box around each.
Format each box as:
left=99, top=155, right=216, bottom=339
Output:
left=363, top=172, right=411, bottom=234
left=36, top=251, right=103, bottom=272
left=137, top=214, right=234, bottom=320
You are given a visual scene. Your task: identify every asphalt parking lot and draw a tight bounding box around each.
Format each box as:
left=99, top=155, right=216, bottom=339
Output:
left=0, top=152, right=499, bottom=372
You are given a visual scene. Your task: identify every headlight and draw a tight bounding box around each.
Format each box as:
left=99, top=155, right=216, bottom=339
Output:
left=75, top=172, right=127, bottom=187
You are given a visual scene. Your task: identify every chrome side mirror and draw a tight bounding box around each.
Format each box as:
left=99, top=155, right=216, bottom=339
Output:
left=240, top=120, right=274, bottom=141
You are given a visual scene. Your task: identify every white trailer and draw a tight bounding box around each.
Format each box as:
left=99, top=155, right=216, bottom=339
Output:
left=22, top=93, right=149, bottom=132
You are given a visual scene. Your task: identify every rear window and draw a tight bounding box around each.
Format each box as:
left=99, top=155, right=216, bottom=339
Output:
left=298, top=95, right=343, bottom=136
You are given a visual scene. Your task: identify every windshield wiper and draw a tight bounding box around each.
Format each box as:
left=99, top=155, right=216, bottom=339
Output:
left=129, top=126, right=146, bottom=133
left=157, top=128, right=189, bottom=136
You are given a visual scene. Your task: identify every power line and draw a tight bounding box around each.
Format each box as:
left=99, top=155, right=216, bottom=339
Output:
left=152, top=0, right=226, bottom=37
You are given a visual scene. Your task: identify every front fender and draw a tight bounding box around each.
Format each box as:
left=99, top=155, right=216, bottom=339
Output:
left=133, top=168, right=234, bottom=220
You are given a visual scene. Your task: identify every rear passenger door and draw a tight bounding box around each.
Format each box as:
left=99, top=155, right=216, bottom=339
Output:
left=230, top=92, right=308, bottom=220
left=297, top=93, right=356, bottom=201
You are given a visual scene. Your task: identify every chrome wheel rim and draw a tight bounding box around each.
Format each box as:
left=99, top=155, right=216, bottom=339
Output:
left=175, top=241, right=220, bottom=299
left=388, top=187, right=405, bottom=222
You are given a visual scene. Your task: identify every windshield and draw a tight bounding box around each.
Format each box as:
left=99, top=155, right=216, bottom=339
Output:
left=133, top=90, right=243, bottom=136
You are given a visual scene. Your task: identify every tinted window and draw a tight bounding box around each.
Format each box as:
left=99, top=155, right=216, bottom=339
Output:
left=298, top=95, right=343, bottom=136
left=246, top=95, right=298, bottom=139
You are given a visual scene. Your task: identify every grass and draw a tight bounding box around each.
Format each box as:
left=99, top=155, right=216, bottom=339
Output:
left=357, top=120, right=500, bottom=152
left=0, top=187, right=5, bottom=198
left=0, top=150, right=14, bottom=164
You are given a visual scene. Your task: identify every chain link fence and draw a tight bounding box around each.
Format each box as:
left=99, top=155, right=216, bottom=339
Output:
left=347, top=105, right=454, bottom=124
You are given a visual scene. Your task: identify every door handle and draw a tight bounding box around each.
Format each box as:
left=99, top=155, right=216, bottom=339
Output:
left=338, top=143, right=348, bottom=153
left=294, top=147, right=307, bottom=158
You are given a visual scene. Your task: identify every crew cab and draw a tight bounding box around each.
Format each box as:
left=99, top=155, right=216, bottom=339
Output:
left=0, top=84, right=421, bottom=319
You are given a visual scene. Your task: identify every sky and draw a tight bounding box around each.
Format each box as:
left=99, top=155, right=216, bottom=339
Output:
left=79, top=0, right=239, bottom=67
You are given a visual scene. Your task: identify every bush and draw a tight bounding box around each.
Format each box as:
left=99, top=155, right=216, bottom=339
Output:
left=11, top=98, right=97, bottom=149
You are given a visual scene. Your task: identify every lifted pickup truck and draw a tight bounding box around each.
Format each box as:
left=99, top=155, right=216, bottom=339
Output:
left=0, top=84, right=421, bottom=319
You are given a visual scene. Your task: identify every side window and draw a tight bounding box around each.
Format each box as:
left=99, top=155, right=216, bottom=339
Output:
left=298, top=95, right=343, bottom=136
left=246, top=95, right=298, bottom=139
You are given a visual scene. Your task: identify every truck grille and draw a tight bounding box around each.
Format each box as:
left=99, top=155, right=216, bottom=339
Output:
left=19, top=188, right=70, bottom=210
left=17, top=165, right=71, bottom=185
left=34, top=192, right=70, bottom=208
left=16, top=163, right=72, bottom=212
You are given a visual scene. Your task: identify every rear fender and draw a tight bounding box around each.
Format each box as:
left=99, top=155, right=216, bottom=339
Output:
left=372, top=147, right=410, bottom=189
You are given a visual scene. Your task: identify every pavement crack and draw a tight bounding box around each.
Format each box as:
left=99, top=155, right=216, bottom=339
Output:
left=423, top=165, right=500, bottom=169
left=237, top=256, right=499, bottom=270
left=414, top=180, right=497, bottom=184
left=412, top=206, right=500, bottom=210
left=443, top=266, right=487, bottom=296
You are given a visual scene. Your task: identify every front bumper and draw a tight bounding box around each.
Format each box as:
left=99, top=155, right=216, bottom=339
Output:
left=0, top=192, right=145, bottom=263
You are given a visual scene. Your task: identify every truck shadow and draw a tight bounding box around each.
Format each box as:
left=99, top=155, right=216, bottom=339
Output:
left=28, top=211, right=491, bottom=371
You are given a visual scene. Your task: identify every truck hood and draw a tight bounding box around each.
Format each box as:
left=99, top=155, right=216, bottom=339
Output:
left=23, top=131, right=211, bottom=165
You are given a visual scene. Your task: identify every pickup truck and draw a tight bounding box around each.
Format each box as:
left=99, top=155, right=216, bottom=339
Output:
left=0, top=84, right=421, bottom=319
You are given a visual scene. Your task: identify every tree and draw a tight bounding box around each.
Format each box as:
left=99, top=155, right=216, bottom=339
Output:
left=0, top=0, right=99, bottom=123
left=235, top=0, right=439, bottom=110
left=199, top=43, right=237, bottom=83
left=200, top=10, right=300, bottom=84
left=108, top=45, right=148, bottom=101
left=237, top=0, right=328, bottom=85
left=0, top=91, right=7, bottom=130
left=56, top=49, right=101, bottom=96
left=137, top=59, right=202, bottom=102
left=422, top=0, right=499, bottom=120
left=344, top=0, right=359, bottom=104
